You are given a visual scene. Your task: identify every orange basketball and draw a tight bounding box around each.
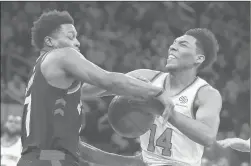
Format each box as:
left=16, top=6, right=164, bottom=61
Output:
left=108, top=96, right=164, bottom=138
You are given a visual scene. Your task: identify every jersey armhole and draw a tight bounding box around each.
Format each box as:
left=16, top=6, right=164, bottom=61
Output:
left=191, top=84, right=210, bottom=119
left=150, top=71, right=163, bottom=83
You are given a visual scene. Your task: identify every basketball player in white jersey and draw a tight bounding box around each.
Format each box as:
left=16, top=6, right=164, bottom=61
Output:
left=1, top=115, right=22, bottom=166
left=80, top=28, right=222, bottom=166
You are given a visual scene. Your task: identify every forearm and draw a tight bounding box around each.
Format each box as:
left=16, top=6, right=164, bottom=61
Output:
left=81, top=84, right=113, bottom=98
left=81, top=73, right=163, bottom=99
left=169, top=111, right=215, bottom=147
left=61, top=48, right=162, bottom=100
left=81, top=69, right=161, bottom=99
left=79, top=141, right=142, bottom=166
left=81, top=84, right=106, bottom=97
left=105, top=72, right=162, bottom=100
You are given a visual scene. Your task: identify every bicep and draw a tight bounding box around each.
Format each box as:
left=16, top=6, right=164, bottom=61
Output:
left=59, top=48, right=110, bottom=88
left=195, top=87, right=222, bottom=136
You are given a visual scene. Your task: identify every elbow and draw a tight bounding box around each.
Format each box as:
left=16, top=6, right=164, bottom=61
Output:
left=203, top=135, right=216, bottom=147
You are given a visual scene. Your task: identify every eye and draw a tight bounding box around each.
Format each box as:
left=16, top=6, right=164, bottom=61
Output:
left=180, top=43, right=187, bottom=47
left=68, top=32, right=76, bottom=40
left=68, top=35, right=75, bottom=40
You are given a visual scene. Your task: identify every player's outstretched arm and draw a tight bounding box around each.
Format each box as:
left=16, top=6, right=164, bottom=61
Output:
left=81, top=69, right=160, bottom=98
left=79, top=141, right=145, bottom=166
left=217, top=138, right=250, bottom=152
left=81, top=83, right=113, bottom=98
left=58, top=48, right=163, bottom=100
left=166, top=86, right=222, bottom=147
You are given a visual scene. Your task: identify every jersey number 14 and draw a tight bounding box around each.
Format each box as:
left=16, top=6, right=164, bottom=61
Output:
left=147, top=124, right=173, bottom=156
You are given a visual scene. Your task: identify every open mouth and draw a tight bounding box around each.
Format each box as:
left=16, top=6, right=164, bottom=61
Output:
left=167, top=54, right=176, bottom=60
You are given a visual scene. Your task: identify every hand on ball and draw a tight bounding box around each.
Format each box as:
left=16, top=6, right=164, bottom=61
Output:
left=157, top=90, right=175, bottom=125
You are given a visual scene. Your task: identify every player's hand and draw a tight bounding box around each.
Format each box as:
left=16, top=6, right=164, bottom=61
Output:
left=130, top=76, right=151, bottom=102
left=157, top=90, right=175, bottom=124
left=162, top=99, right=175, bottom=126
left=217, top=138, right=237, bottom=148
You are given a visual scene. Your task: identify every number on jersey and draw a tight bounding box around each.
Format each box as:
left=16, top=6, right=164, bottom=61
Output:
left=147, top=124, right=173, bottom=156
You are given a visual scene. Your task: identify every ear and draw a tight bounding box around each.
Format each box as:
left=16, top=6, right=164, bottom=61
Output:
left=195, top=54, right=205, bottom=65
left=44, top=36, right=54, bottom=47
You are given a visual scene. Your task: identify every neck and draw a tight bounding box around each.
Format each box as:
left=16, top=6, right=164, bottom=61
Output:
left=40, top=47, right=53, bottom=55
left=168, top=68, right=197, bottom=89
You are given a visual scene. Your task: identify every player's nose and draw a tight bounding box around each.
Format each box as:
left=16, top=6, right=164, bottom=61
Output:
left=169, top=44, right=178, bottom=52
left=75, top=39, right=80, bottom=48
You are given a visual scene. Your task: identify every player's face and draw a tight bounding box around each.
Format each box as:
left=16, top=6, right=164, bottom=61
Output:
left=165, top=35, right=204, bottom=72
left=5, top=115, right=21, bottom=135
left=50, top=24, right=80, bottom=51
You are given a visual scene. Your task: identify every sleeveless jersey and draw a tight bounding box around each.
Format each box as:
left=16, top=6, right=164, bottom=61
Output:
left=1, top=138, right=22, bottom=166
left=140, top=73, right=209, bottom=166
left=21, top=51, right=83, bottom=159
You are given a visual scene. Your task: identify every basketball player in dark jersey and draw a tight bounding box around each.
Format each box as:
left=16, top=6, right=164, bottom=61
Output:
left=17, top=10, right=173, bottom=166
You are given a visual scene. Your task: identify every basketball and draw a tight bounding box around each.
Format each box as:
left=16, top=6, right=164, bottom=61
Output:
left=108, top=96, right=164, bottom=138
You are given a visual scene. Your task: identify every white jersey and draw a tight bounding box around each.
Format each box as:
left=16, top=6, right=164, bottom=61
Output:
left=1, top=138, right=22, bottom=166
left=140, top=73, right=209, bottom=166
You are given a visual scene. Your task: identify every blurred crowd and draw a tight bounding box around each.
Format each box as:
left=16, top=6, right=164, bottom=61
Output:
left=1, top=2, right=250, bottom=166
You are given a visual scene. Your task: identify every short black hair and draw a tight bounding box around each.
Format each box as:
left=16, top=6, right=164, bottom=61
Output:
left=185, top=28, right=219, bottom=71
left=31, top=10, right=74, bottom=50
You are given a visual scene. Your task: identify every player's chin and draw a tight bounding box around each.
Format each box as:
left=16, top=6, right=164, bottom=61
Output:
left=165, top=64, right=179, bottom=71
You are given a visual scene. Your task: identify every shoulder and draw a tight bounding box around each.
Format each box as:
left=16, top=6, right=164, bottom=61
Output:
left=41, top=48, right=82, bottom=78
left=44, top=47, right=82, bottom=61
left=41, top=47, right=83, bottom=70
left=44, top=47, right=83, bottom=63
left=126, top=69, right=162, bottom=81
left=196, top=85, right=222, bottom=107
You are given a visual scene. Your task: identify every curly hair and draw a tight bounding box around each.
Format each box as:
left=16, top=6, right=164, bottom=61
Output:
left=185, top=28, right=219, bottom=71
left=31, top=10, right=74, bottom=50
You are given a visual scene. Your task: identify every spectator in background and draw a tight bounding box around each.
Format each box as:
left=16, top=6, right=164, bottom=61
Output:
left=216, top=157, right=230, bottom=166
left=240, top=162, right=249, bottom=166
left=5, top=74, right=26, bottom=104
left=1, top=115, right=22, bottom=166
left=1, top=77, right=6, bottom=100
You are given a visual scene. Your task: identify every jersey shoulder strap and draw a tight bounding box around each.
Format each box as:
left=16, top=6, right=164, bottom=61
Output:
left=150, top=71, right=163, bottom=83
